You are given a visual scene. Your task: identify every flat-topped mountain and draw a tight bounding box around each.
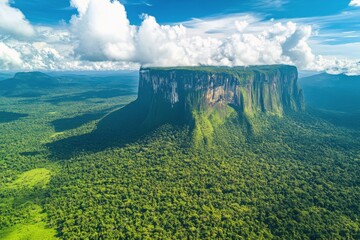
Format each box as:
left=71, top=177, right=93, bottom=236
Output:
left=0, top=72, right=60, bottom=97
left=98, top=65, right=304, bottom=137
left=140, top=65, right=303, bottom=120
left=1, top=72, right=59, bottom=89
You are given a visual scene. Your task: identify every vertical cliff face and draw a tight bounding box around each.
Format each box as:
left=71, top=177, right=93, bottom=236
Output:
left=136, top=65, right=303, bottom=127
left=97, top=65, right=304, bottom=137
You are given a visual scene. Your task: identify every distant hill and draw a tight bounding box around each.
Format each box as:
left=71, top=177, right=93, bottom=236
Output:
left=299, top=73, right=360, bottom=129
left=0, top=73, right=13, bottom=81
left=299, top=73, right=360, bottom=113
left=0, top=72, right=60, bottom=97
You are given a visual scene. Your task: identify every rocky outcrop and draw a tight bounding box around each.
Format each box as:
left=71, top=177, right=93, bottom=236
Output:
left=98, top=65, right=304, bottom=135
left=137, top=65, right=303, bottom=124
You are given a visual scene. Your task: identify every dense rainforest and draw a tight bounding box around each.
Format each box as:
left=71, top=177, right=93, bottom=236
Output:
left=0, top=70, right=359, bottom=239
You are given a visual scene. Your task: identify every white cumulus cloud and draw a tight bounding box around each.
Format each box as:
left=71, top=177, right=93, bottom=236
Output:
left=349, top=0, right=360, bottom=7
left=2, top=36, right=138, bottom=71
left=70, top=0, right=135, bottom=61
left=0, top=42, right=22, bottom=69
left=69, top=0, right=318, bottom=70
left=0, top=0, right=358, bottom=75
left=308, top=56, right=360, bottom=75
left=0, top=0, right=35, bottom=38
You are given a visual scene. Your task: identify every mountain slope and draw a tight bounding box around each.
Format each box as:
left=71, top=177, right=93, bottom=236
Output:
left=22, top=66, right=358, bottom=239
left=97, top=65, right=304, bottom=139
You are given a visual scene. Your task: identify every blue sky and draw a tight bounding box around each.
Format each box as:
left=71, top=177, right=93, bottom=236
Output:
left=9, top=0, right=360, bottom=46
left=1, top=0, right=359, bottom=73
left=11, top=0, right=355, bottom=25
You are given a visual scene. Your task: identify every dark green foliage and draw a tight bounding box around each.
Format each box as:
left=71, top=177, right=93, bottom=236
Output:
left=44, top=111, right=360, bottom=239
left=0, top=70, right=359, bottom=239
left=45, top=89, right=135, bottom=104
left=51, top=108, right=118, bottom=132
left=0, top=72, right=138, bottom=239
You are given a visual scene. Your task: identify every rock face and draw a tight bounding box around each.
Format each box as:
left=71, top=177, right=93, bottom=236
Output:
left=98, top=65, right=304, bottom=136
left=137, top=65, right=303, bottom=125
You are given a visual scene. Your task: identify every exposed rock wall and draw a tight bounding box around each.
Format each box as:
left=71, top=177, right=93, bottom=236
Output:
left=137, top=65, right=304, bottom=125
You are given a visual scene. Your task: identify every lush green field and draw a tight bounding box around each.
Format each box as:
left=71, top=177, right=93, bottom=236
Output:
left=0, top=73, right=359, bottom=239
left=0, top=73, right=138, bottom=239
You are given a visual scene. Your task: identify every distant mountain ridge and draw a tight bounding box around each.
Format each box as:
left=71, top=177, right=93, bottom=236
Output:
left=299, top=73, right=360, bottom=129
left=299, top=73, right=360, bottom=113
left=0, top=72, right=60, bottom=97
left=300, top=72, right=360, bottom=87
left=1, top=72, right=60, bottom=88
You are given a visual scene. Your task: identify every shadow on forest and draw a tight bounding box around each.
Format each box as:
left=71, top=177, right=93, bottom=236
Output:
left=51, top=107, right=122, bottom=132
left=0, top=111, right=29, bottom=123
left=45, top=89, right=135, bottom=104
left=46, top=101, right=151, bottom=159
left=46, top=102, right=252, bottom=160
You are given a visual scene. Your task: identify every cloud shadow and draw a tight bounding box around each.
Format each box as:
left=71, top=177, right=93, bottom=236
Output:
left=0, top=111, right=29, bottom=123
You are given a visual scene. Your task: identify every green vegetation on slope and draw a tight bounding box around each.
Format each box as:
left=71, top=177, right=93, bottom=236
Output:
left=0, top=168, right=56, bottom=240
left=0, top=71, right=359, bottom=239
left=44, top=111, right=360, bottom=239
left=0, top=205, right=57, bottom=240
left=0, top=73, right=138, bottom=240
left=5, top=168, right=52, bottom=190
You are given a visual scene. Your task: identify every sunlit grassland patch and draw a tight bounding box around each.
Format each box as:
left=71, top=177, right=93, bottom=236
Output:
left=0, top=168, right=56, bottom=240
left=0, top=205, right=57, bottom=240
left=5, top=168, right=52, bottom=190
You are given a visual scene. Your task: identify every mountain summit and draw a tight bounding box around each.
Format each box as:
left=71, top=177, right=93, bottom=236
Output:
left=97, top=65, right=304, bottom=138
